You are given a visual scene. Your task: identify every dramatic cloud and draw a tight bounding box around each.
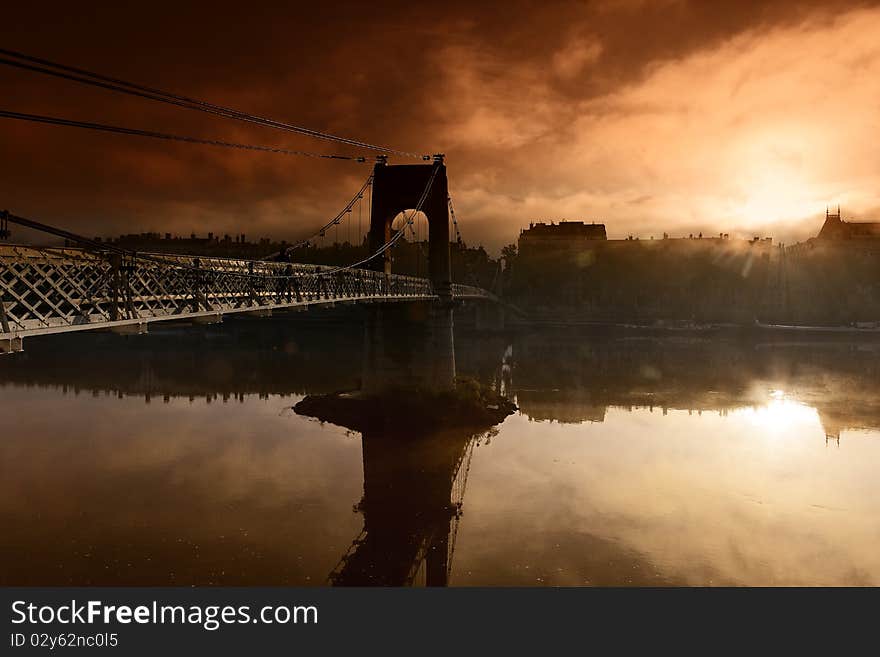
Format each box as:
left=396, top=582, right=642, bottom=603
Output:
left=1, top=1, right=878, bottom=251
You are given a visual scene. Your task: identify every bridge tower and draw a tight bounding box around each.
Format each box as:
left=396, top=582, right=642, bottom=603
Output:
left=367, top=155, right=452, bottom=300
left=362, top=156, right=456, bottom=393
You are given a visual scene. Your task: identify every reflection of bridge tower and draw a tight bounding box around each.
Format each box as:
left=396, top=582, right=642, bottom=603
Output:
left=329, top=427, right=477, bottom=586
left=362, top=157, right=456, bottom=393
left=361, top=301, right=456, bottom=394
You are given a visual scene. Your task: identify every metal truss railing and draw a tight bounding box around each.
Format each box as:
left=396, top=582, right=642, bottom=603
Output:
left=0, top=245, right=492, bottom=347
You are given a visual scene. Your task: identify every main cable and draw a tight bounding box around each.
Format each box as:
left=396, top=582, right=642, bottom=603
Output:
left=0, top=109, right=368, bottom=161
left=0, top=48, right=425, bottom=158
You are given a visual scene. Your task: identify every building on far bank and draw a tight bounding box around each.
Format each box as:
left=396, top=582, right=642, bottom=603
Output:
left=509, top=218, right=775, bottom=323
left=787, top=207, right=880, bottom=260
left=816, top=207, right=880, bottom=242
left=518, top=220, right=606, bottom=257
left=516, top=219, right=771, bottom=259
left=82, top=231, right=285, bottom=259
left=506, top=209, right=880, bottom=326
left=764, top=208, right=880, bottom=325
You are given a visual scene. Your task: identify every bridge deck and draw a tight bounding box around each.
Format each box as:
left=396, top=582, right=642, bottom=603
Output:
left=0, top=245, right=491, bottom=351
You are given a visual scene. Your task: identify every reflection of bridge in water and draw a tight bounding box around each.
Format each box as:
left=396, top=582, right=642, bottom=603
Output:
left=0, top=321, right=509, bottom=586
left=328, top=426, right=486, bottom=586
left=5, top=325, right=880, bottom=584
left=5, top=326, right=880, bottom=438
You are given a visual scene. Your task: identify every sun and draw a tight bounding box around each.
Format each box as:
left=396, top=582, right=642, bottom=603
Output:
left=726, top=126, right=828, bottom=230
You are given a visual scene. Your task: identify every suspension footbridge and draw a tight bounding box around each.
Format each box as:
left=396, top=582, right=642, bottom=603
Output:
left=0, top=227, right=490, bottom=353
left=0, top=48, right=499, bottom=355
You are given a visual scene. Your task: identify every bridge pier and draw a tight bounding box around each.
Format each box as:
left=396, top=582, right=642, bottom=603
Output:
left=474, top=300, right=506, bottom=332
left=431, top=303, right=456, bottom=390
left=361, top=301, right=456, bottom=395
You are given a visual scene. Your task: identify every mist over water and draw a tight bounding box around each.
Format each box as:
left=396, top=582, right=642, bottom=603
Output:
left=1, top=318, right=879, bottom=586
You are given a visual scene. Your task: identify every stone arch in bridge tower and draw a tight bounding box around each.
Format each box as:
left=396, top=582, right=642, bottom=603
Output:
left=368, top=157, right=451, bottom=300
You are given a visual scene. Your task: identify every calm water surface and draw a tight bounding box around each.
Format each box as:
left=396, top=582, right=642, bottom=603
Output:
left=2, top=320, right=879, bottom=585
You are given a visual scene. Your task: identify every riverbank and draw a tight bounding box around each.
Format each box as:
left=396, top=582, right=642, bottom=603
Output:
left=490, top=317, right=880, bottom=340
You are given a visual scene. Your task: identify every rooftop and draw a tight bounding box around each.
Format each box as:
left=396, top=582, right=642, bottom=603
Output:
left=520, top=221, right=607, bottom=240
left=818, top=208, right=880, bottom=240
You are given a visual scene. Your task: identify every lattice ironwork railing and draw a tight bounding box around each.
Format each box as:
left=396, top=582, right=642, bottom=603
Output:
left=0, top=245, right=491, bottom=340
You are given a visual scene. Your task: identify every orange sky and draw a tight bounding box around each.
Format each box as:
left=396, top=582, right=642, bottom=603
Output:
left=1, top=0, right=879, bottom=252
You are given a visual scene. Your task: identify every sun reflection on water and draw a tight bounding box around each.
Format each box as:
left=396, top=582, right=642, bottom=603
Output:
left=732, top=390, right=819, bottom=434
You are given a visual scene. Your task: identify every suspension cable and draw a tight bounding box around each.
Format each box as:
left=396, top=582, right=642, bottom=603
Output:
left=10, top=219, right=326, bottom=285
left=0, top=48, right=426, bottom=159
left=0, top=109, right=368, bottom=161
left=2, top=211, right=128, bottom=256
left=3, top=211, right=310, bottom=279
left=318, top=162, right=441, bottom=275
left=448, top=195, right=464, bottom=244
left=263, top=174, right=373, bottom=260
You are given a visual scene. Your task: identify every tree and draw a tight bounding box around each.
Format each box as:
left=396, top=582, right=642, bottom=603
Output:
left=500, top=243, right=517, bottom=268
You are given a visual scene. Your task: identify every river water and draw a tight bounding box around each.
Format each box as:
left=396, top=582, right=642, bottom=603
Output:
left=2, top=318, right=879, bottom=585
